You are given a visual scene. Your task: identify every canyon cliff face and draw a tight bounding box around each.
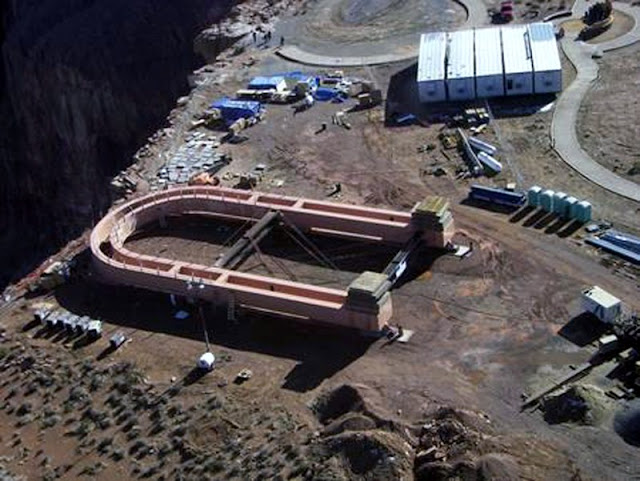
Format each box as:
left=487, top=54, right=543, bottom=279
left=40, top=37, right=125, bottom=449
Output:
left=0, top=0, right=234, bottom=285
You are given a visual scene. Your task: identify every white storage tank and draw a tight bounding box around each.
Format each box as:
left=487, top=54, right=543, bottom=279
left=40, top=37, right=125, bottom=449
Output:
left=581, top=286, right=622, bottom=323
left=501, top=26, right=534, bottom=96
left=528, top=22, right=563, bottom=94
left=475, top=27, right=505, bottom=98
left=468, top=136, right=497, bottom=155
left=477, top=151, right=503, bottom=173
left=527, top=185, right=542, bottom=207
left=418, top=33, right=448, bottom=103
left=197, top=352, right=216, bottom=371
left=447, top=30, right=476, bottom=101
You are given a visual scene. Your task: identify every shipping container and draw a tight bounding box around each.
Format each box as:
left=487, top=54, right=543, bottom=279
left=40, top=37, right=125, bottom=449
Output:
left=581, top=286, right=621, bottom=323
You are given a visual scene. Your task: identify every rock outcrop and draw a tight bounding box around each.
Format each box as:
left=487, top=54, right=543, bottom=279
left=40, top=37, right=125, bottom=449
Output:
left=0, top=0, right=235, bottom=285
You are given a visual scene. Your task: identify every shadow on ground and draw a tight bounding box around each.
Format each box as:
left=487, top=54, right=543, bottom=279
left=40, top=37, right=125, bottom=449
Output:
left=558, top=312, right=609, bottom=347
left=56, top=280, right=375, bottom=393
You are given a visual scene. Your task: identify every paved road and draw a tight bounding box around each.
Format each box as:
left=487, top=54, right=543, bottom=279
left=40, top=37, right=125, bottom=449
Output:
left=551, top=2, right=640, bottom=202
left=276, top=0, right=487, bottom=67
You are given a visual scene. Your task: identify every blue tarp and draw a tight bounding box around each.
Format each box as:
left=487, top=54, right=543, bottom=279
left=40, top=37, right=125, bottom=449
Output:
left=211, top=98, right=261, bottom=124
left=248, top=75, right=285, bottom=90
left=314, top=87, right=341, bottom=101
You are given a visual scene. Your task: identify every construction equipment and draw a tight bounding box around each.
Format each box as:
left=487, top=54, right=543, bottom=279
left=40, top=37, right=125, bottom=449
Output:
left=357, top=89, right=383, bottom=109
left=500, top=0, right=514, bottom=21
left=438, top=132, right=458, bottom=150
left=28, top=260, right=73, bottom=293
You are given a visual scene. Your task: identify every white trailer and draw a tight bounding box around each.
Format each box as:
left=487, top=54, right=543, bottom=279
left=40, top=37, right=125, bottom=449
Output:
left=581, top=286, right=622, bottom=324
left=501, top=26, right=534, bottom=96
left=447, top=30, right=475, bottom=101
left=475, top=27, right=505, bottom=98
left=528, top=22, right=562, bottom=94
left=417, top=32, right=447, bottom=103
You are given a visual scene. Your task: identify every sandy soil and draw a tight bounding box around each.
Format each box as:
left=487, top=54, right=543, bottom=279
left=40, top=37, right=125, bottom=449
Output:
left=1, top=1, right=640, bottom=480
left=578, top=41, right=640, bottom=184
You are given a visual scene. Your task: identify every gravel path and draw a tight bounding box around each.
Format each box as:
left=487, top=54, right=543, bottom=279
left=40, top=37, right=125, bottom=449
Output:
left=551, top=1, right=640, bottom=202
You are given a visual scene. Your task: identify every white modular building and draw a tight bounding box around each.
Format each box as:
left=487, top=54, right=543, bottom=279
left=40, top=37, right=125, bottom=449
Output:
left=581, top=286, right=622, bottom=324
left=474, top=27, right=504, bottom=98
left=500, top=25, right=534, bottom=96
left=528, top=22, right=562, bottom=94
left=446, top=30, right=475, bottom=101
left=417, top=32, right=448, bottom=103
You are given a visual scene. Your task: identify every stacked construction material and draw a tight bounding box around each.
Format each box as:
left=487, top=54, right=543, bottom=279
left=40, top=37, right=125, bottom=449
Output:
left=410, top=196, right=455, bottom=248
left=155, top=134, right=229, bottom=188
left=346, top=272, right=392, bottom=316
left=586, top=230, right=640, bottom=264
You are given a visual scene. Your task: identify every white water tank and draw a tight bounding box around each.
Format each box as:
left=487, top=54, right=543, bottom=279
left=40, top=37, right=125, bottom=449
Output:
left=477, top=151, right=503, bottom=173
left=197, top=352, right=215, bottom=371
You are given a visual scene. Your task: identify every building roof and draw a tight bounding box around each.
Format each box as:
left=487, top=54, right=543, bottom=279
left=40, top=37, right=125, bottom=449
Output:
left=501, top=25, right=533, bottom=75
left=527, top=22, right=561, bottom=73
left=418, top=32, right=447, bottom=82
left=475, top=27, right=503, bottom=77
left=447, top=30, right=475, bottom=79
left=582, top=286, right=621, bottom=308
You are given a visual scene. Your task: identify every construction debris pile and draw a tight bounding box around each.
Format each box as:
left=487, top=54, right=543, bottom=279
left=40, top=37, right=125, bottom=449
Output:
left=414, top=407, right=521, bottom=481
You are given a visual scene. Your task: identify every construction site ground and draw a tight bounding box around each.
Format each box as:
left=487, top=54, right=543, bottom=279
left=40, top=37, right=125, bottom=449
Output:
left=1, top=1, right=640, bottom=480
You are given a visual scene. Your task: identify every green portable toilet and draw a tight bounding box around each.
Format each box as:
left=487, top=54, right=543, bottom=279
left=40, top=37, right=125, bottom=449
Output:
left=540, top=189, right=555, bottom=212
left=564, top=196, right=578, bottom=219
left=553, top=192, right=567, bottom=214
left=576, top=201, right=592, bottom=223
left=527, top=186, right=542, bottom=207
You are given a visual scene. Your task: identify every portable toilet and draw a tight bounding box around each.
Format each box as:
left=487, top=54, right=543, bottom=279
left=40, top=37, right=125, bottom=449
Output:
left=553, top=192, right=567, bottom=214
left=564, top=196, right=578, bottom=219
left=528, top=186, right=542, bottom=207
left=577, top=201, right=592, bottom=223
left=540, top=189, right=555, bottom=212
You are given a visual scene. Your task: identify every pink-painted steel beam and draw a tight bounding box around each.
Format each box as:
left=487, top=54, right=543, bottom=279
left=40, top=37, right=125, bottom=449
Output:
left=90, top=186, right=452, bottom=331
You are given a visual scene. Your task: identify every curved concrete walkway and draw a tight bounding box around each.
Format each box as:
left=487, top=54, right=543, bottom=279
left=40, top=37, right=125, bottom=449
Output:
left=551, top=1, right=640, bottom=202
left=276, top=0, right=487, bottom=67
